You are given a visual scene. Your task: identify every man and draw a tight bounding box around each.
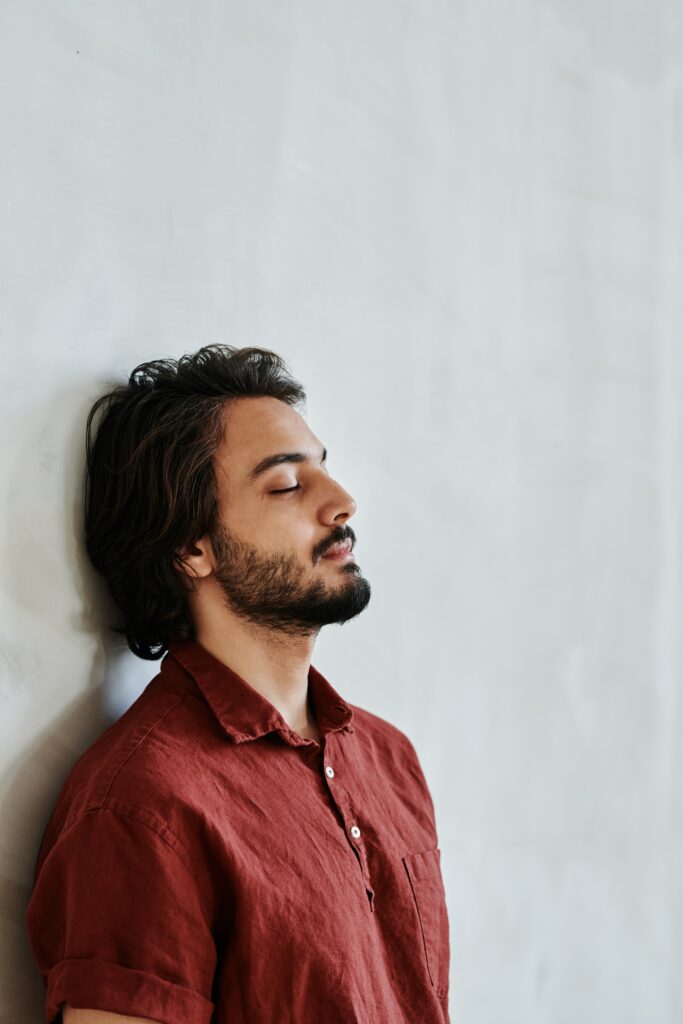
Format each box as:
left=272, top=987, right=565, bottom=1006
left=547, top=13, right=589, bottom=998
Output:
left=26, top=345, right=450, bottom=1023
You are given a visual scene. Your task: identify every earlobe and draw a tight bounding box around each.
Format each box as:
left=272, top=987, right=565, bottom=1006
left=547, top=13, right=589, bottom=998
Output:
left=174, top=535, right=215, bottom=581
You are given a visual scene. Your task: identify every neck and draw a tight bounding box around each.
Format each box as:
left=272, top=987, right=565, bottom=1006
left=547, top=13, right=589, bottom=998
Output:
left=192, top=594, right=321, bottom=742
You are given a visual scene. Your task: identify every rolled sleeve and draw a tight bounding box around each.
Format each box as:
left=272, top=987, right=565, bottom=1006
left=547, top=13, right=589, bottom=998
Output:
left=26, top=807, right=216, bottom=1024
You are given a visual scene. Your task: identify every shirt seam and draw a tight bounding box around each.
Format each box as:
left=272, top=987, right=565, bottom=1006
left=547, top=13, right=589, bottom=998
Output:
left=82, top=804, right=193, bottom=874
left=51, top=804, right=211, bottom=927
left=100, top=689, right=190, bottom=805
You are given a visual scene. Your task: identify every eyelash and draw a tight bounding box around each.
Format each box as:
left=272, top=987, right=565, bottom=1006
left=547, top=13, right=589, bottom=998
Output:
left=270, top=484, right=301, bottom=494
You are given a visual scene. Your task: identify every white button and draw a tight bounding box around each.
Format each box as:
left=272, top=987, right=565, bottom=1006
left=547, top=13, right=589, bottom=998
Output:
left=350, top=824, right=361, bottom=839
left=325, top=765, right=335, bottom=779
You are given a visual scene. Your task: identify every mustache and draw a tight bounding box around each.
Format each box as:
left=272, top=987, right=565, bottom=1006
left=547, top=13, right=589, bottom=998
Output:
left=315, top=525, right=356, bottom=561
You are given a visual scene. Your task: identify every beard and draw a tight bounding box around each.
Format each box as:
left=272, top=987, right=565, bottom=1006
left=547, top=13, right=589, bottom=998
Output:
left=208, top=522, right=372, bottom=637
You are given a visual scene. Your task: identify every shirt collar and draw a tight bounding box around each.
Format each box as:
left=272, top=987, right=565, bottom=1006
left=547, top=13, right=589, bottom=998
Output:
left=166, top=639, right=354, bottom=746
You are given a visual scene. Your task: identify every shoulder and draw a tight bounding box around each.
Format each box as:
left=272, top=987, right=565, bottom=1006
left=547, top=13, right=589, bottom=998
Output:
left=348, top=702, right=415, bottom=747
left=347, top=702, right=427, bottom=778
left=43, top=667, right=216, bottom=851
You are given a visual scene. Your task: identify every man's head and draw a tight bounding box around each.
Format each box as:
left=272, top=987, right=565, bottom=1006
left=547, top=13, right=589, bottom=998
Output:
left=86, top=345, right=371, bottom=659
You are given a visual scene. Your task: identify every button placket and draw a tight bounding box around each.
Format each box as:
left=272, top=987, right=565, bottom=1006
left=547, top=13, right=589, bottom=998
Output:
left=320, top=738, right=375, bottom=911
left=338, top=799, right=375, bottom=911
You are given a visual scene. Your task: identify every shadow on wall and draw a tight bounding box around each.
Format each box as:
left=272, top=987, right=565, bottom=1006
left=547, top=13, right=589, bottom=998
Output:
left=0, top=386, right=152, bottom=1020
left=1, top=687, right=110, bottom=1020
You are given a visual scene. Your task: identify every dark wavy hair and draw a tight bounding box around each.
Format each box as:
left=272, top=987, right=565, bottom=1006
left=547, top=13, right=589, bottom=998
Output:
left=85, top=344, right=306, bottom=659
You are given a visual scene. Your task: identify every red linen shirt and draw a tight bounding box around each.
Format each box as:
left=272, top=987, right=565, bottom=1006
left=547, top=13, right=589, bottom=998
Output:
left=26, top=640, right=451, bottom=1023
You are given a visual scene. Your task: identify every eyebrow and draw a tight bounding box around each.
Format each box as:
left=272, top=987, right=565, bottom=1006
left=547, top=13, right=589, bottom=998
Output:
left=249, top=446, right=327, bottom=481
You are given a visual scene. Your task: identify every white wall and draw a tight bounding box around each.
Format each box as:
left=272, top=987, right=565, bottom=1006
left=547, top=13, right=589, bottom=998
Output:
left=2, top=2, right=682, bottom=1021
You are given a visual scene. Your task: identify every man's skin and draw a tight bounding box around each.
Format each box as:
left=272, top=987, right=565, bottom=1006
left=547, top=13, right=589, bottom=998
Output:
left=63, top=395, right=362, bottom=1023
left=63, top=1014, right=156, bottom=1023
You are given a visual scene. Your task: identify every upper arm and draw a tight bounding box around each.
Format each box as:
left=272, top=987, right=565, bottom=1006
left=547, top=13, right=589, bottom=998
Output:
left=63, top=1006, right=157, bottom=1024
left=26, top=809, right=216, bottom=1024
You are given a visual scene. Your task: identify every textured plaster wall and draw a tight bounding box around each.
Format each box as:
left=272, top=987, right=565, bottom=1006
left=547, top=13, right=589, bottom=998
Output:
left=1, top=2, right=682, bottom=1021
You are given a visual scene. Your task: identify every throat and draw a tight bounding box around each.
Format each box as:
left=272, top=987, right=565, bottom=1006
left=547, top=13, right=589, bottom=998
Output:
left=296, top=717, right=321, bottom=743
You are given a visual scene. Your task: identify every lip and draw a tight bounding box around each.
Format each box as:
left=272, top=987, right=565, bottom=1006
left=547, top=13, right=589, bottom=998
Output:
left=321, top=538, right=354, bottom=561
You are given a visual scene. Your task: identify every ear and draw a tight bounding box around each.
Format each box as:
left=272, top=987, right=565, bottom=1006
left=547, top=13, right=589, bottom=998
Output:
left=174, top=534, right=216, bottom=582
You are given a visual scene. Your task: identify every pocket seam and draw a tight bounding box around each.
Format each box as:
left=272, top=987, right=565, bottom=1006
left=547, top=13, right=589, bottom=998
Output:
left=402, top=848, right=448, bottom=998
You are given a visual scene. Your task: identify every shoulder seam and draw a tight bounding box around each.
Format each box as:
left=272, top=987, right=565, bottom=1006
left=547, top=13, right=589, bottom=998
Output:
left=51, top=804, right=202, bottom=899
left=84, top=804, right=189, bottom=867
left=101, top=689, right=189, bottom=805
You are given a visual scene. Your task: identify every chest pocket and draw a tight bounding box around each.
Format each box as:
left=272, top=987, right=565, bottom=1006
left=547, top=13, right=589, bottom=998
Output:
left=402, top=848, right=450, bottom=997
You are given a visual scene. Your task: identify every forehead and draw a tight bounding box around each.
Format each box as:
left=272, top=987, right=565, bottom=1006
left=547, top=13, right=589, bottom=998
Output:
left=218, top=396, right=320, bottom=482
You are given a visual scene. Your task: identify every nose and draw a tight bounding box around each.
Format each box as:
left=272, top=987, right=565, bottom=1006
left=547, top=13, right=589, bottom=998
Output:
left=319, top=476, right=357, bottom=527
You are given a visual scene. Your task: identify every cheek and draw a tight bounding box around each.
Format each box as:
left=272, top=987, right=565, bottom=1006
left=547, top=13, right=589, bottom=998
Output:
left=275, top=522, right=319, bottom=563
left=231, top=506, right=316, bottom=557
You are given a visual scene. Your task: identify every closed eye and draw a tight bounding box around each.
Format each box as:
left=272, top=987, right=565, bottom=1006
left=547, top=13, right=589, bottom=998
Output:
left=270, top=484, right=301, bottom=494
